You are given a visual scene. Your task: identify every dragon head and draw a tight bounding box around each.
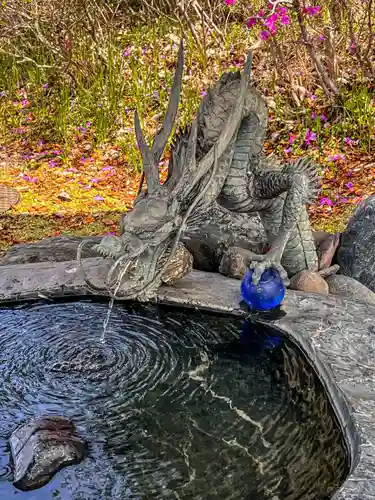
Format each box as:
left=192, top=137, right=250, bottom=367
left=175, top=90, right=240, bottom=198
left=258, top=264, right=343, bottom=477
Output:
left=93, top=196, right=182, bottom=261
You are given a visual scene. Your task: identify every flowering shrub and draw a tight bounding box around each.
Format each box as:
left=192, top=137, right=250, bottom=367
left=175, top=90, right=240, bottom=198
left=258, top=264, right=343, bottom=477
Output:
left=224, top=0, right=322, bottom=42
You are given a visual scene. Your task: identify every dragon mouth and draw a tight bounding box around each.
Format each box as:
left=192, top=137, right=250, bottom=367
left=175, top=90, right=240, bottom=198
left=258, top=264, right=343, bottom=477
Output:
left=107, top=241, right=171, bottom=299
left=78, top=232, right=178, bottom=301
left=79, top=239, right=171, bottom=300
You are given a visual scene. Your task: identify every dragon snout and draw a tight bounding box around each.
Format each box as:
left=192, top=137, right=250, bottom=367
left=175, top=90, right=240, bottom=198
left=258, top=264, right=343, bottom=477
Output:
left=93, top=233, right=145, bottom=261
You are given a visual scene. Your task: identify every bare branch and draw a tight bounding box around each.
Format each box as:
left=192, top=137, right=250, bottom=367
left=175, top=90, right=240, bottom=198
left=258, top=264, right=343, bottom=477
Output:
left=292, top=0, right=340, bottom=97
left=0, top=48, right=55, bottom=68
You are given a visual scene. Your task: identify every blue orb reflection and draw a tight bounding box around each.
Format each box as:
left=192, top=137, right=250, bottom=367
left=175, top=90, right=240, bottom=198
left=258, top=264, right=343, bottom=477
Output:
left=240, top=320, right=284, bottom=354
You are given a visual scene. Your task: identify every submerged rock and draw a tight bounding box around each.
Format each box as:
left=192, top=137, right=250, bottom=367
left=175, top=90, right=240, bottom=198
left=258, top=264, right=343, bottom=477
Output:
left=10, top=416, right=86, bottom=491
left=337, top=194, right=375, bottom=292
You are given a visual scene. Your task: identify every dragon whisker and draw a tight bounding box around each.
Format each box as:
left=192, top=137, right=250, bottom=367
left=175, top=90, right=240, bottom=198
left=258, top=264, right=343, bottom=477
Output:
left=107, top=255, right=132, bottom=288
left=77, top=240, right=108, bottom=293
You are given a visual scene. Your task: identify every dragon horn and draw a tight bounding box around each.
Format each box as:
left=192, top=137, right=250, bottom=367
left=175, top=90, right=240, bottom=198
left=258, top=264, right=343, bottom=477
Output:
left=134, top=109, right=160, bottom=194
left=152, top=39, right=184, bottom=164
left=168, top=119, right=198, bottom=193
left=135, top=40, right=184, bottom=196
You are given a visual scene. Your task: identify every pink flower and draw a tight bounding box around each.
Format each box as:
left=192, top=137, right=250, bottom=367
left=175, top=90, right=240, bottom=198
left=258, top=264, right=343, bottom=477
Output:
left=260, top=30, right=271, bottom=40
left=303, top=5, right=321, bottom=16
left=344, top=137, right=357, bottom=146
left=346, top=182, right=354, bottom=189
left=305, top=128, right=317, bottom=145
left=289, top=133, right=297, bottom=144
left=280, top=14, right=290, bottom=25
left=277, top=6, right=288, bottom=15
left=264, top=13, right=278, bottom=34
left=320, top=114, right=328, bottom=122
left=94, top=195, right=104, bottom=201
left=247, top=17, right=257, bottom=28
left=224, top=0, right=236, bottom=5
left=320, top=197, right=333, bottom=207
left=23, top=174, right=37, bottom=183
left=327, top=154, right=345, bottom=162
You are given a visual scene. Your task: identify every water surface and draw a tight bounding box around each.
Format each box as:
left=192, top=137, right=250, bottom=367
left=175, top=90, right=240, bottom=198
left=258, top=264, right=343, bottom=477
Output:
left=0, top=301, right=347, bottom=499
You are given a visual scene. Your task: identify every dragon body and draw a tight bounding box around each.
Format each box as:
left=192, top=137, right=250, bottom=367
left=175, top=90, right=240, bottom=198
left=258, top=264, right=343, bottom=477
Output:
left=78, top=41, right=320, bottom=299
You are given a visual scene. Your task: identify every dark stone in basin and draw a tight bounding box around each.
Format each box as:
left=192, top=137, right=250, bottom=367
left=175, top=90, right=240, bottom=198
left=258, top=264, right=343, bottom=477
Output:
left=10, top=416, right=87, bottom=491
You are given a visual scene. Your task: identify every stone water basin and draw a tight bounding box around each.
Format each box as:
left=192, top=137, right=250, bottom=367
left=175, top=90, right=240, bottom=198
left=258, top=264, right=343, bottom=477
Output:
left=0, top=300, right=349, bottom=499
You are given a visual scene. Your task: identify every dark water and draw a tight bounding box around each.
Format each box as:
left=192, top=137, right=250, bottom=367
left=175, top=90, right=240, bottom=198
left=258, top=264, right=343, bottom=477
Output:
left=0, top=301, right=348, bottom=500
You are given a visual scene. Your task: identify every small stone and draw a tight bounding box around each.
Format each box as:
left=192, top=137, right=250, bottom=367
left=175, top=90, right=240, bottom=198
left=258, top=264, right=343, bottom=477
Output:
left=57, top=191, right=71, bottom=202
left=219, top=246, right=253, bottom=280
left=326, top=274, right=375, bottom=305
left=10, top=416, right=86, bottom=491
left=109, top=150, right=120, bottom=160
left=313, top=231, right=341, bottom=270
left=318, top=264, right=340, bottom=279
left=161, top=243, right=193, bottom=284
left=289, top=270, right=329, bottom=295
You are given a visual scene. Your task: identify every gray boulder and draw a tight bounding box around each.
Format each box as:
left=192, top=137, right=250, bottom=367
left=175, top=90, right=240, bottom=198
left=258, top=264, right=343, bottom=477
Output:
left=337, top=194, right=375, bottom=292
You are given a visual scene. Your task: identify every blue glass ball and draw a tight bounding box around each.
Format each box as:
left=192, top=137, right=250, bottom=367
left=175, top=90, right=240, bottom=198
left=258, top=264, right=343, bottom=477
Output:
left=240, top=268, right=286, bottom=311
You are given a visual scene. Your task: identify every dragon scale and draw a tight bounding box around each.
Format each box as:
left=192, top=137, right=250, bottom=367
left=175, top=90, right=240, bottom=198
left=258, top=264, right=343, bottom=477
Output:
left=203, top=78, right=319, bottom=277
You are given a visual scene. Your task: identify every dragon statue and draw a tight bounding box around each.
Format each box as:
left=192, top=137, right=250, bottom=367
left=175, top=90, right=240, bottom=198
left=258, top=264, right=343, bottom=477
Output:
left=78, top=40, right=321, bottom=301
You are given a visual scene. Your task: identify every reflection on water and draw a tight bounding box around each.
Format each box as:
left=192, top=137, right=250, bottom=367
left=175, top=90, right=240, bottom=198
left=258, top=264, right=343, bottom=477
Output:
left=0, top=301, right=347, bottom=499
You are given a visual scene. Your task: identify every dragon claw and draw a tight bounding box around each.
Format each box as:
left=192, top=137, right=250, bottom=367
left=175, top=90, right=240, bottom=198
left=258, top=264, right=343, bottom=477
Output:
left=247, top=251, right=290, bottom=287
